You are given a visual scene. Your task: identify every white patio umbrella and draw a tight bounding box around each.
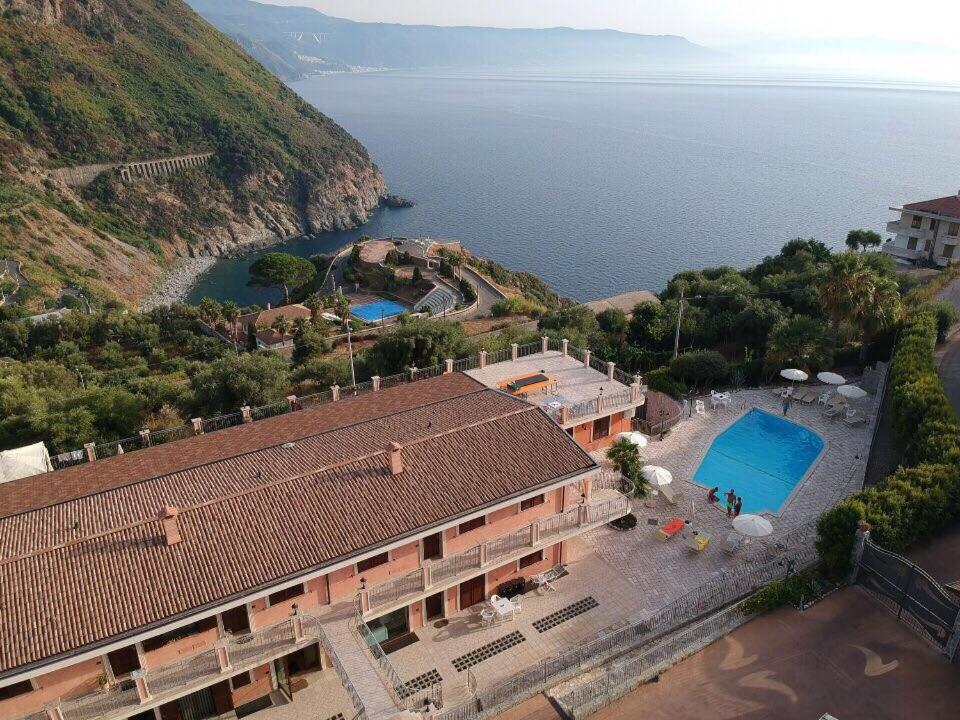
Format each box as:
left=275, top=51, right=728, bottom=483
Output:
left=780, top=368, right=808, bottom=383
left=732, top=513, right=773, bottom=538
left=641, top=465, right=673, bottom=487
left=817, top=371, right=845, bottom=385
left=616, top=431, right=648, bottom=449
left=837, top=384, right=867, bottom=400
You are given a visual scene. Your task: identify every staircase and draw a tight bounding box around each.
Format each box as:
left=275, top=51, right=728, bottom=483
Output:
left=415, top=282, right=460, bottom=315
left=321, top=617, right=400, bottom=720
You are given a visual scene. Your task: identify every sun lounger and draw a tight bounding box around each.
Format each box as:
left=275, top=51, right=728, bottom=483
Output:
left=844, top=410, right=866, bottom=426
left=822, top=403, right=845, bottom=419
left=770, top=386, right=786, bottom=397
left=684, top=531, right=710, bottom=552
left=656, top=517, right=686, bottom=541
left=660, top=482, right=685, bottom=505
left=722, top=532, right=744, bottom=554
left=798, top=390, right=817, bottom=404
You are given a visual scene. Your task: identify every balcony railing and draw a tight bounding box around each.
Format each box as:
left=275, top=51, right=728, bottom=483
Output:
left=362, top=491, right=630, bottom=617
left=26, top=614, right=355, bottom=720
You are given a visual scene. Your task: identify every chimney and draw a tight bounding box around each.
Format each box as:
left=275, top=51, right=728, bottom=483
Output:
left=158, top=506, right=182, bottom=546
left=388, top=442, right=403, bottom=475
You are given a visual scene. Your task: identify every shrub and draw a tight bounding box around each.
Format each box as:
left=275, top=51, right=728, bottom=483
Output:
left=646, top=367, right=686, bottom=399
left=491, top=296, right=546, bottom=318
left=816, top=503, right=862, bottom=581
left=742, top=571, right=818, bottom=613
left=669, top=350, right=729, bottom=388
left=927, top=300, right=959, bottom=343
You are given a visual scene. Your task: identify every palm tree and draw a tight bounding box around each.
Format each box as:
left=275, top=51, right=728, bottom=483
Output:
left=606, top=438, right=648, bottom=497
left=221, top=300, right=240, bottom=339
left=818, top=253, right=867, bottom=340
left=271, top=315, right=289, bottom=338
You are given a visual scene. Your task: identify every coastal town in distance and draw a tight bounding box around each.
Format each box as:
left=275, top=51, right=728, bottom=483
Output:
left=1, top=2, right=960, bottom=720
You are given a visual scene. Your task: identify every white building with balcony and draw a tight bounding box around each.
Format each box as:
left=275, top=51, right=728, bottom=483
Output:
left=884, top=192, right=960, bottom=267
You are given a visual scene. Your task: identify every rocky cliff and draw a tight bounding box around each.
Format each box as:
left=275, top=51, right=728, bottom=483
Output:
left=0, top=0, right=385, bottom=305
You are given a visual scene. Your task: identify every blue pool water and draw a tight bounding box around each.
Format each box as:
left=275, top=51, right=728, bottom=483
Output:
left=693, top=409, right=824, bottom=515
left=351, top=299, right=408, bottom=323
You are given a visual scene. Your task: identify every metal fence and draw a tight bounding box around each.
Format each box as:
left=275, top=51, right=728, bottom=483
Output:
left=434, top=539, right=818, bottom=720
left=47, top=339, right=637, bottom=471
left=555, top=599, right=757, bottom=718
left=857, top=540, right=960, bottom=654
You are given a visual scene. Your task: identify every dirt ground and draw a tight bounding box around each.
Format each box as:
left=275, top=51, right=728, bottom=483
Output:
left=587, top=587, right=959, bottom=720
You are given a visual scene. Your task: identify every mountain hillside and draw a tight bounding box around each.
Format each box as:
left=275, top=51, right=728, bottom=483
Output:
left=0, top=0, right=385, bottom=305
left=188, top=0, right=715, bottom=81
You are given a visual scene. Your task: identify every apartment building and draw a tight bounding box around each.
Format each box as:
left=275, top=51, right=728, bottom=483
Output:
left=0, top=372, right=628, bottom=720
left=465, top=337, right=646, bottom=452
left=884, top=192, right=960, bottom=266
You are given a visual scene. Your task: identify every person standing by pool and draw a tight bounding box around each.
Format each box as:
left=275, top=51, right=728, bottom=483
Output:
left=782, top=391, right=792, bottom=416
left=707, top=486, right=719, bottom=505
left=725, top=488, right=736, bottom=516
left=734, top=497, right=743, bottom=517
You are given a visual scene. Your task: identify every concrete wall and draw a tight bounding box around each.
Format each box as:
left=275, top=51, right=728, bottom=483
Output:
left=49, top=153, right=213, bottom=188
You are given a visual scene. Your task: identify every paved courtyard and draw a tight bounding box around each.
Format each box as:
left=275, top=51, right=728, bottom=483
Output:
left=389, top=539, right=645, bottom=706
left=583, top=386, right=881, bottom=616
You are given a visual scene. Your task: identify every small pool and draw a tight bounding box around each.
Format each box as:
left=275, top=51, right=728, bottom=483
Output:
left=692, top=408, right=824, bottom=515
left=350, top=299, right=408, bottom=323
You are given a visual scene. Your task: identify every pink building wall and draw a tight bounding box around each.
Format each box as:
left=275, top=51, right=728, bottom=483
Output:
left=0, top=658, right=103, bottom=719
left=143, top=627, right=220, bottom=669
left=230, top=662, right=273, bottom=708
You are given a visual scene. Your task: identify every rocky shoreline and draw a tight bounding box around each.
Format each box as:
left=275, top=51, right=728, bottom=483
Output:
left=139, top=256, right=217, bottom=311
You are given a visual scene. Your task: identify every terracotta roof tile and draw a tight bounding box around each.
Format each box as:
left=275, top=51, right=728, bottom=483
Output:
left=0, top=374, right=595, bottom=676
left=903, top=194, right=960, bottom=218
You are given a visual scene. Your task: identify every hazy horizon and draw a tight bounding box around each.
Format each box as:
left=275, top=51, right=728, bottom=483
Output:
left=247, top=0, right=960, bottom=83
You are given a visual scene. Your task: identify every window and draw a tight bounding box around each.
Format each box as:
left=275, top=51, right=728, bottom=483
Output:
left=943, top=244, right=956, bottom=260
left=911, top=214, right=922, bottom=229
left=357, top=552, right=389, bottom=573
left=422, top=532, right=442, bottom=561
left=949, top=222, right=959, bottom=237
left=520, top=494, right=545, bottom=511
left=142, top=617, right=217, bottom=652
left=230, top=672, right=252, bottom=690
left=458, top=516, right=486, bottom=534
left=931, top=218, right=940, bottom=231
left=0, top=680, right=32, bottom=701
left=592, top=415, right=611, bottom=441
left=907, top=236, right=919, bottom=250
left=519, top=550, right=544, bottom=569
left=268, top=584, right=305, bottom=605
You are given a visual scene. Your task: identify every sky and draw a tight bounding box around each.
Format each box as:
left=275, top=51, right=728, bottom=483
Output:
left=263, top=0, right=960, bottom=50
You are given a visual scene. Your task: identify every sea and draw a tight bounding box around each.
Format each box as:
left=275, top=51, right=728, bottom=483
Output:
left=189, top=69, right=960, bottom=307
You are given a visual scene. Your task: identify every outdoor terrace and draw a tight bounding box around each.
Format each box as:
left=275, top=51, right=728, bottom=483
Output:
left=464, top=339, right=645, bottom=425
left=360, top=489, right=631, bottom=619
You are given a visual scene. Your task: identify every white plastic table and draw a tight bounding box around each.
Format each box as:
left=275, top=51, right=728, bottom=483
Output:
left=490, top=597, right=517, bottom=617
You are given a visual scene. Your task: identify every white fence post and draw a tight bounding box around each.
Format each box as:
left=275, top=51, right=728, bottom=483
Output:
left=847, top=523, right=870, bottom=585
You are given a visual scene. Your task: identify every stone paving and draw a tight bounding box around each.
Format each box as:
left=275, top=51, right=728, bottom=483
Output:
left=583, top=385, right=881, bottom=615
left=388, top=539, right=644, bottom=704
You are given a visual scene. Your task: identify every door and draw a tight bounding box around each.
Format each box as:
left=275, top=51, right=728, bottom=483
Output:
left=274, top=657, right=291, bottom=701
left=106, top=645, right=141, bottom=678
left=425, top=592, right=444, bottom=621
left=221, top=605, right=251, bottom=635
left=459, top=575, right=485, bottom=610
left=177, top=687, right=217, bottom=720
left=422, top=532, right=442, bottom=561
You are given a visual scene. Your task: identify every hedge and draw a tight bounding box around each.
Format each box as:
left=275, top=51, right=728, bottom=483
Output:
left=816, top=308, right=960, bottom=579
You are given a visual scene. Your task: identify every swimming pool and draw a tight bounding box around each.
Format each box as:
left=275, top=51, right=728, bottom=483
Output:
left=350, top=299, right=408, bottom=323
left=692, top=408, right=824, bottom=515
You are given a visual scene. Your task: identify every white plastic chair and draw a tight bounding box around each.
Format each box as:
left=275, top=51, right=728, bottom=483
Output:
left=818, top=391, right=832, bottom=406
left=710, top=395, right=720, bottom=410
left=695, top=399, right=706, bottom=417
left=480, top=609, right=495, bottom=627
left=512, top=596, right=523, bottom=615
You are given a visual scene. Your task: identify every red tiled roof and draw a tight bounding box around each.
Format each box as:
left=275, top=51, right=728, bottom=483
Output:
left=0, top=374, right=595, bottom=676
left=236, top=304, right=312, bottom=329
left=0, top=372, right=484, bottom=519
left=903, top=194, right=960, bottom=218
